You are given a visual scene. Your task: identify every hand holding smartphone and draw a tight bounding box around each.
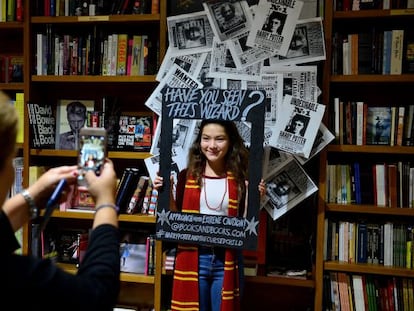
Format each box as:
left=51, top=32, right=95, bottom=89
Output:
left=77, top=127, right=108, bottom=188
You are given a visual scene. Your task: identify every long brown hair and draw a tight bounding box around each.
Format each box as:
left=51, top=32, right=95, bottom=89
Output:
left=0, top=92, right=18, bottom=171
left=186, top=119, right=249, bottom=197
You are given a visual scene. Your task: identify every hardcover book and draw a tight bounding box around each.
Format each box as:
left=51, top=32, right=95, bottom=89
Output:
left=55, top=99, right=95, bottom=150
left=27, top=102, right=56, bottom=149
left=116, top=113, right=153, bottom=151
left=365, top=106, right=392, bottom=145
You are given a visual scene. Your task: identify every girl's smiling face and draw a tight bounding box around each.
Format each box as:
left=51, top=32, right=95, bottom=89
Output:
left=200, top=123, right=230, bottom=164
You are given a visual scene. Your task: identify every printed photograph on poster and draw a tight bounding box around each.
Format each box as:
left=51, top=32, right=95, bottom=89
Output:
left=55, top=99, right=95, bottom=150
left=262, top=146, right=293, bottom=179
left=156, top=47, right=207, bottom=82
left=294, top=123, right=335, bottom=165
left=269, top=95, right=325, bottom=159
left=269, top=17, right=326, bottom=66
left=263, top=157, right=318, bottom=220
left=167, top=11, right=215, bottom=56
left=227, top=30, right=273, bottom=69
left=209, top=37, right=262, bottom=81
left=261, top=65, right=319, bottom=103
left=196, top=52, right=223, bottom=89
left=246, top=0, right=304, bottom=56
left=203, top=0, right=253, bottom=42
left=150, top=118, right=199, bottom=157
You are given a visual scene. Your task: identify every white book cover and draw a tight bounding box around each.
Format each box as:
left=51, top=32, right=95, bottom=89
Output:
left=246, top=0, right=303, bottom=56
left=351, top=274, right=366, bottom=311
left=269, top=95, right=326, bottom=159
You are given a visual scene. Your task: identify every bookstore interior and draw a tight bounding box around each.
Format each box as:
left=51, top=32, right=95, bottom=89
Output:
left=2, top=0, right=414, bottom=310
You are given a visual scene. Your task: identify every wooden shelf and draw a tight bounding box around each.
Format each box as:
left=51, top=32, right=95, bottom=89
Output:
left=327, top=144, right=414, bottom=154
left=31, top=14, right=161, bottom=24
left=51, top=210, right=156, bottom=223
left=334, top=8, right=414, bottom=19
left=0, top=21, right=24, bottom=29
left=56, top=262, right=156, bottom=284
left=330, top=74, right=414, bottom=83
left=0, top=82, right=25, bottom=90
left=29, top=148, right=152, bottom=159
left=245, top=275, right=315, bottom=288
left=31, top=75, right=157, bottom=83
left=326, top=204, right=414, bottom=215
left=325, top=262, right=414, bottom=278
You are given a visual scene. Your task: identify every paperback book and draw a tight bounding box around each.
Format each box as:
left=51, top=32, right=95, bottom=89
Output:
left=116, top=114, right=153, bottom=151
left=365, top=106, right=392, bottom=145
left=27, top=102, right=56, bottom=149
left=55, top=99, right=95, bottom=150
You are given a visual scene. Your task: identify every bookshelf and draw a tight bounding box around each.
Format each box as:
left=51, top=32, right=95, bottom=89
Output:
left=20, top=0, right=167, bottom=310
left=316, top=1, right=414, bottom=309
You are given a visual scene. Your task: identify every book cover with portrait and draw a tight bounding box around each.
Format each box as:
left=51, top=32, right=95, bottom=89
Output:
left=55, top=99, right=95, bottom=150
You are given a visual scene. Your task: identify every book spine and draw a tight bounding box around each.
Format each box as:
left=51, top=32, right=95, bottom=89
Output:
left=116, top=33, right=128, bottom=75
left=390, top=29, right=404, bottom=75
left=151, top=0, right=159, bottom=13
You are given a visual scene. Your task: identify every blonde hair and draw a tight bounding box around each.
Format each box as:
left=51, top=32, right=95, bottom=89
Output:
left=0, top=91, right=18, bottom=170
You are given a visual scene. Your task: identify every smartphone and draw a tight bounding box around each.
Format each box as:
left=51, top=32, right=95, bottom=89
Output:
left=77, top=127, right=108, bottom=188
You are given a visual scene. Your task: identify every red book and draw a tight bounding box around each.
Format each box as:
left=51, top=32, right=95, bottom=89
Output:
left=16, top=0, right=23, bottom=21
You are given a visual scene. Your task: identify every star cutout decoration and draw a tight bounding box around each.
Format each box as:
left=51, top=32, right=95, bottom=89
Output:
left=245, top=216, right=259, bottom=236
left=157, top=209, right=170, bottom=226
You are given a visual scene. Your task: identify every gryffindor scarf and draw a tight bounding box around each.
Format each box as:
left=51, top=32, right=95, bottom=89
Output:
left=171, top=172, right=240, bottom=311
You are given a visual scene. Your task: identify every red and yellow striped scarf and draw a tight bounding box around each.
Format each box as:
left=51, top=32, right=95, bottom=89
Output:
left=171, top=172, right=241, bottom=311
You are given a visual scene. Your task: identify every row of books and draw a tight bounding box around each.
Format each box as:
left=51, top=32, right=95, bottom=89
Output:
left=115, top=169, right=157, bottom=215
left=28, top=164, right=158, bottom=215
left=324, top=272, right=414, bottom=311
left=325, top=219, right=414, bottom=268
left=332, top=28, right=414, bottom=75
left=0, top=55, right=23, bottom=83
left=27, top=97, right=154, bottom=151
left=36, top=29, right=152, bottom=76
left=336, top=0, right=414, bottom=10
left=31, top=223, right=90, bottom=264
left=33, top=0, right=159, bottom=17
left=326, top=162, right=414, bottom=207
left=332, top=100, right=414, bottom=147
left=0, top=0, right=22, bottom=22
left=31, top=223, right=157, bottom=276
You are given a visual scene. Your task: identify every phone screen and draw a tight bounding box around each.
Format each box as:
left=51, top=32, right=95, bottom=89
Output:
left=77, top=128, right=107, bottom=188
